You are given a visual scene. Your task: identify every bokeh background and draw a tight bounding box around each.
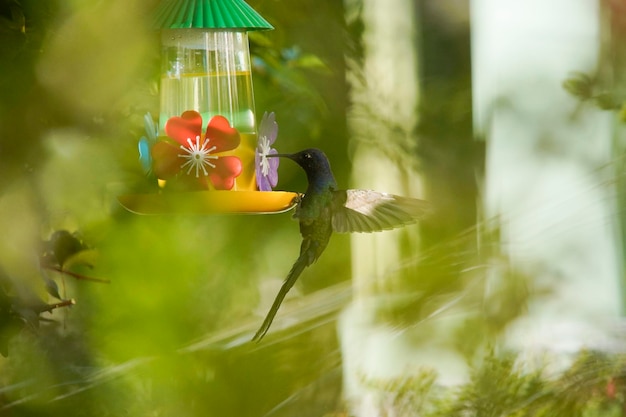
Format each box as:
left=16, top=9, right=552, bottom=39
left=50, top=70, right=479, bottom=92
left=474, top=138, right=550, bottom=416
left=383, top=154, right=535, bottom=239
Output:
left=1, top=0, right=626, bottom=416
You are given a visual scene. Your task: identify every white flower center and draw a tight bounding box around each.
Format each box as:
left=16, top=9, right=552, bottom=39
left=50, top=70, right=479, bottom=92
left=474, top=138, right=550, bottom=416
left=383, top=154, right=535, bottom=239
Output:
left=258, top=135, right=271, bottom=176
left=179, top=135, right=218, bottom=177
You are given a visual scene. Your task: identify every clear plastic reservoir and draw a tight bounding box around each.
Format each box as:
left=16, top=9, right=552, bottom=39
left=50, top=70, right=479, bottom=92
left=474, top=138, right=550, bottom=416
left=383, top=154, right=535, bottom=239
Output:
left=160, top=29, right=257, bottom=190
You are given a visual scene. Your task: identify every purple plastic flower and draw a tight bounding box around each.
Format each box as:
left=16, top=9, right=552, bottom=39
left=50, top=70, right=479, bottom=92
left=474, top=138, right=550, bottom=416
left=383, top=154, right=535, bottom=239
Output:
left=255, top=112, right=280, bottom=191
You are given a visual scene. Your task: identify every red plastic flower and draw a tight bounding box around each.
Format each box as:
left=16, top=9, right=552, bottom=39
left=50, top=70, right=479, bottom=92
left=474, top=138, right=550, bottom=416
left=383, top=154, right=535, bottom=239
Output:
left=151, top=111, right=242, bottom=190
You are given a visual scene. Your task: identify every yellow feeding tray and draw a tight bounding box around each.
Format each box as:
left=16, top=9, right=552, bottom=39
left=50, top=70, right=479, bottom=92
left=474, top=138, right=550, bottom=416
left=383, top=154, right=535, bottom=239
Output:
left=118, top=191, right=300, bottom=215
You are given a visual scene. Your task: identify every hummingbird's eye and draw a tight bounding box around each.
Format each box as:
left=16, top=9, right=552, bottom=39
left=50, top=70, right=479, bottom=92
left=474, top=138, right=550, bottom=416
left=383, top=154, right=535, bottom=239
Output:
left=304, top=153, right=311, bottom=159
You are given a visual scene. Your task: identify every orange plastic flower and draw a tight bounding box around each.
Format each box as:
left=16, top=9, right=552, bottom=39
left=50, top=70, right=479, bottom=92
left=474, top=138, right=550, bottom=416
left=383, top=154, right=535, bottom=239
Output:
left=151, top=111, right=242, bottom=190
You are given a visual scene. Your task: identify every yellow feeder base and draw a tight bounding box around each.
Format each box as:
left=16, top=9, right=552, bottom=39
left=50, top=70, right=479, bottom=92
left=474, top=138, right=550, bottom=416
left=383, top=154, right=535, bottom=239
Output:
left=118, top=191, right=300, bottom=215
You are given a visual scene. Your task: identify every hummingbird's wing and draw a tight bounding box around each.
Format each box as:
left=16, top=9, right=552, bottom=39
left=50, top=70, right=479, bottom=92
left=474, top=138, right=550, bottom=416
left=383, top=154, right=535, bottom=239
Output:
left=331, top=189, right=431, bottom=233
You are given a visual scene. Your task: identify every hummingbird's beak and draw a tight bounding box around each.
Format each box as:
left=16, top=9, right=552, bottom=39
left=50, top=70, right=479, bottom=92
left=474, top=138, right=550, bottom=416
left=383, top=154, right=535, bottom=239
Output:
left=267, top=153, right=293, bottom=159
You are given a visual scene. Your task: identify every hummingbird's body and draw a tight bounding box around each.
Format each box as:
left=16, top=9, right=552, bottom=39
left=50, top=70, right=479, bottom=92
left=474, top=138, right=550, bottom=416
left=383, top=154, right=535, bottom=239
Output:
left=252, top=149, right=430, bottom=341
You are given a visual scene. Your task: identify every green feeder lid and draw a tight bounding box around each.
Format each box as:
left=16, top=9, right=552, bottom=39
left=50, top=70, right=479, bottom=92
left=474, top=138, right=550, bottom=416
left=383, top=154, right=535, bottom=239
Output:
left=155, top=0, right=274, bottom=30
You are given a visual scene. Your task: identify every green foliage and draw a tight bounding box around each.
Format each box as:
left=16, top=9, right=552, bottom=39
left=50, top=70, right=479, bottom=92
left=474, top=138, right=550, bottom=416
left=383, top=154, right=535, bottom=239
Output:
left=562, top=72, right=626, bottom=116
left=445, top=353, right=545, bottom=417
left=359, top=368, right=439, bottom=416
left=356, top=350, right=626, bottom=417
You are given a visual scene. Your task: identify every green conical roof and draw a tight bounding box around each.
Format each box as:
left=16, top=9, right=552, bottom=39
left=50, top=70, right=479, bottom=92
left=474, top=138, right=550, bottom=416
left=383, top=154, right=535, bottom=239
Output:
left=155, top=0, right=273, bottom=30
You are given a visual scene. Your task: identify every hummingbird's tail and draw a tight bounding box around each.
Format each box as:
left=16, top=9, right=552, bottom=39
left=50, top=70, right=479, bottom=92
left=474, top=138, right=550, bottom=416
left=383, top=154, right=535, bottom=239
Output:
left=252, top=252, right=310, bottom=342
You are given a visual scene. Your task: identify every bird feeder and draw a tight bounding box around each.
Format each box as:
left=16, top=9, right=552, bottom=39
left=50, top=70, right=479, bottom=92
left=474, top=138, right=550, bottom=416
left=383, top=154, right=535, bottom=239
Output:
left=119, top=0, right=298, bottom=214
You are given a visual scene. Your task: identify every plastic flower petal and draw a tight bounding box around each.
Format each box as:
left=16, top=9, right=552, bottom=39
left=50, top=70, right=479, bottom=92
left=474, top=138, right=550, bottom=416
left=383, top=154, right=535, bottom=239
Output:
left=204, top=115, right=241, bottom=153
left=138, top=112, right=158, bottom=174
left=151, top=141, right=182, bottom=179
left=164, top=110, right=204, bottom=147
left=151, top=111, right=243, bottom=190
left=138, top=138, right=152, bottom=174
left=210, top=156, right=243, bottom=190
left=144, top=112, right=158, bottom=142
left=255, top=112, right=280, bottom=191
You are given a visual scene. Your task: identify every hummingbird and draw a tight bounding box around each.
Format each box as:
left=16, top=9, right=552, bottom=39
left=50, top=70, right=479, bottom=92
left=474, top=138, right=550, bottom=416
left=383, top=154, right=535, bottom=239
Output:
left=252, top=148, right=431, bottom=341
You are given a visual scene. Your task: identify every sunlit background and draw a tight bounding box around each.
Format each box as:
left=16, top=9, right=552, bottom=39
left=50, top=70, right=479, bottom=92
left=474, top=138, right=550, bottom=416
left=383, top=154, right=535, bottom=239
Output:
left=1, top=0, right=625, bottom=415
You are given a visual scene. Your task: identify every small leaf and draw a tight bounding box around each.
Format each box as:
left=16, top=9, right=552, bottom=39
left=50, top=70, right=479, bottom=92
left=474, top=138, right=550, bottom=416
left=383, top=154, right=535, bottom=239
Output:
left=562, top=72, right=593, bottom=100
left=41, top=270, right=62, bottom=300
left=594, top=92, right=619, bottom=110
left=41, top=230, right=87, bottom=268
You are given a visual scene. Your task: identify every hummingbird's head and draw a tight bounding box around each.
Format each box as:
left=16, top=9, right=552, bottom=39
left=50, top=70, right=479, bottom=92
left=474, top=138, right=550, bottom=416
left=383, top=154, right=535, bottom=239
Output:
left=269, top=148, right=336, bottom=187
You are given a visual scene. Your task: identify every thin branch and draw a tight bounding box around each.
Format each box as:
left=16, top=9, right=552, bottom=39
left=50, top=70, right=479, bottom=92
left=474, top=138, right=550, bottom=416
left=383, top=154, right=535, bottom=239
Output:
left=45, top=266, right=110, bottom=284
left=39, top=298, right=76, bottom=313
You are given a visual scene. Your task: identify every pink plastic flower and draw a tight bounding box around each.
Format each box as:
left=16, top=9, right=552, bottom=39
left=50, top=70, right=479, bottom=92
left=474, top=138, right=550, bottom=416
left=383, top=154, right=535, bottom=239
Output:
left=151, top=111, right=242, bottom=190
